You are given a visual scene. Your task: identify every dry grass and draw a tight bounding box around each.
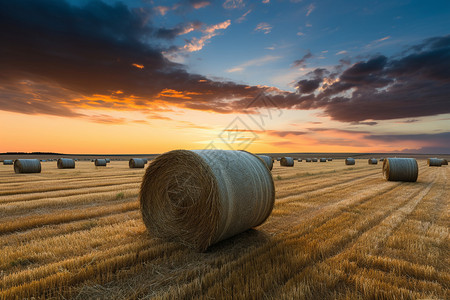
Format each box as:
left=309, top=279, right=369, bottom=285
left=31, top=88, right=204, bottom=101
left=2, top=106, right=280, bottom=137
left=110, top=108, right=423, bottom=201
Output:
left=0, top=159, right=448, bottom=299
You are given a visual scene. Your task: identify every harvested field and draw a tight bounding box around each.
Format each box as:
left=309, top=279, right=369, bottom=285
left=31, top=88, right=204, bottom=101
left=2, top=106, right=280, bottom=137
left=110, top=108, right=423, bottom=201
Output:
left=0, top=159, right=448, bottom=299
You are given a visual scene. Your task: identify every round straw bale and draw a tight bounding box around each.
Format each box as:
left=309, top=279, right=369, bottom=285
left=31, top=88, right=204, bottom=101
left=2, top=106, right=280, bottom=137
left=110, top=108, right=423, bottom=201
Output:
left=368, top=158, right=378, bottom=165
left=105, top=158, right=111, bottom=163
left=442, top=159, right=448, bottom=165
left=140, top=150, right=275, bottom=251
left=327, top=158, right=333, bottom=161
left=298, top=158, right=302, bottom=162
left=3, top=160, right=13, bottom=165
left=383, top=158, right=418, bottom=182
left=14, top=159, right=41, bottom=173
left=306, top=158, right=312, bottom=162
left=95, top=159, right=107, bottom=166
left=129, top=158, right=146, bottom=168
left=57, top=158, right=75, bottom=169
left=142, top=158, right=148, bottom=164
left=345, top=158, right=355, bottom=165
left=380, top=158, right=385, bottom=162
left=276, top=157, right=281, bottom=161
left=258, top=155, right=273, bottom=171
left=320, top=158, right=327, bottom=162
left=427, top=158, right=443, bottom=167
left=312, top=158, right=318, bottom=162
left=280, top=157, right=294, bottom=167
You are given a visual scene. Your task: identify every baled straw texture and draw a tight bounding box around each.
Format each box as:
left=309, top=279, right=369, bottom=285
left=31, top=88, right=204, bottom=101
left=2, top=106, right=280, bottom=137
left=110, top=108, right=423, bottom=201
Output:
left=95, top=159, right=107, bottom=166
left=280, top=157, right=294, bottom=167
left=383, top=158, right=418, bottom=182
left=57, top=158, right=75, bottom=169
left=306, top=158, right=312, bottom=162
left=258, top=155, right=273, bottom=171
left=368, top=158, right=378, bottom=165
left=140, top=149, right=275, bottom=251
left=129, top=158, right=146, bottom=168
left=345, top=158, right=355, bottom=165
left=3, top=160, right=13, bottom=165
left=320, top=158, right=327, bottom=162
left=427, top=158, right=443, bottom=167
left=312, top=158, right=318, bottom=162
left=14, top=159, right=41, bottom=174
left=442, top=159, right=448, bottom=165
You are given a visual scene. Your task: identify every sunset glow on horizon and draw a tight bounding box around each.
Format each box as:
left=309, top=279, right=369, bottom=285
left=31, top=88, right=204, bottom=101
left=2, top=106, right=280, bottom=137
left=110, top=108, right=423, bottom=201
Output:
left=1, top=0, right=449, bottom=154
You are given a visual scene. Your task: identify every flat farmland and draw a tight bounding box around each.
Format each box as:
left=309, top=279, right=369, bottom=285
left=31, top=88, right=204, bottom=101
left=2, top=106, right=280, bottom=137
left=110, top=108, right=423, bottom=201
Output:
left=0, top=160, right=448, bottom=299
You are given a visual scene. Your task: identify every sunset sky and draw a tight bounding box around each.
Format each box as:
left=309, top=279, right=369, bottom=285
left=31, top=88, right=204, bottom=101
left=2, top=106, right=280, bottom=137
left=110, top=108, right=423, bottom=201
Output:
left=1, top=0, right=449, bottom=154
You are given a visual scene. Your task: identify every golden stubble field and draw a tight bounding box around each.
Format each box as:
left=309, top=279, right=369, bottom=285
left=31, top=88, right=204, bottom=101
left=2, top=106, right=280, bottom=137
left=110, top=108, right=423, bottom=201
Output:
left=0, top=159, right=448, bottom=299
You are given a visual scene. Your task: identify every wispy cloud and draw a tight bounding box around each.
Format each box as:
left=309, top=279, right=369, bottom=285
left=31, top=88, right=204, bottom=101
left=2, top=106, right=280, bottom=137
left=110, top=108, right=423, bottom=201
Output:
left=293, top=51, right=313, bottom=68
left=154, top=1, right=210, bottom=15
left=365, top=35, right=391, bottom=48
left=255, top=22, right=272, bottom=34
left=182, top=20, right=231, bottom=52
left=306, top=3, right=315, bottom=16
left=226, top=55, right=281, bottom=72
left=262, top=0, right=270, bottom=3
left=336, top=50, right=347, bottom=55
left=236, top=9, right=252, bottom=23
left=223, top=0, right=245, bottom=9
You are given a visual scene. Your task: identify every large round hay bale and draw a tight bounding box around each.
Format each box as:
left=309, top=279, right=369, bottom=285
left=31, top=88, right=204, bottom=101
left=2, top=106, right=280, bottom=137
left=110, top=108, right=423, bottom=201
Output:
left=368, top=158, right=378, bottom=165
left=320, top=158, right=327, bottom=162
left=312, top=158, right=318, bottom=162
left=142, top=158, right=148, bottom=164
left=383, top=158, right=418, bottom=182
left=57, top=158, right=75, bottom=169
left=306, top=158, right=312, bottom=162
left=140, top=150, right=275, bottom=251
left=3, top=160, right=13, bottom=165
left=14, top=159, right=41, bottom=173
left=95, top=159, right=107, bottom=166
left=280, top=157, right=294, bottom=167
left=129, top=158, right=146, bottom=168
left=428, top=158, right=443, bottom=167
left=258, top=155, right=273, bottom=171
left=345, top=158, right=355, bottom=165
left=442, top=159, right=448, bottom=165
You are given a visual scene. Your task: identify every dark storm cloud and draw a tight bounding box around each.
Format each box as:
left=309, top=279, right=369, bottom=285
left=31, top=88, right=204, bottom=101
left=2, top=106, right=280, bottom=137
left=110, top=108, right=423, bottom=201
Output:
left=0, top=0, right=449, bottom=124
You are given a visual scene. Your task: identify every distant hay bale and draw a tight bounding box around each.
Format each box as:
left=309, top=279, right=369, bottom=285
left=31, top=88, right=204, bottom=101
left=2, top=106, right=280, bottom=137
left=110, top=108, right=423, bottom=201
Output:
left=14, top=159, right=41, bottom=174
left=3, top=160, right=13, bottom=165
left=380, top=158, right=385, bottom=162
left=327, top=158, right=333, bottom=161
left=276, top=157, right=281, bottom=161
left=383, top=158, right=418, bottom=182
left=345, top=158, right=355, bottom=165
left=258, top=155, right=273, bottom=171
left=105, top=158, right=111, bottom=163
left=280, top=157, right=294, bottom=167
left=129, top=158, right=146, bottom=168
left=442, top=159, right=448, bottom=165
left=91, top=159, right=95, bottom=162
left=95, top=159, right=107, bottom=166
left=140, top=149, right=275, bottom=251
left=298, top=158, right=302, bottom=162
left=312, top=158, right=318, bottom=162
left=57, top=158, right=75, bottom=169
left=306, top=158, right=312, bottom=162
left=368, top=158, right=378, bottom=165
left=427, top=158, right=443, bottom=167
left=320, top=158, right=327, bottom=162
